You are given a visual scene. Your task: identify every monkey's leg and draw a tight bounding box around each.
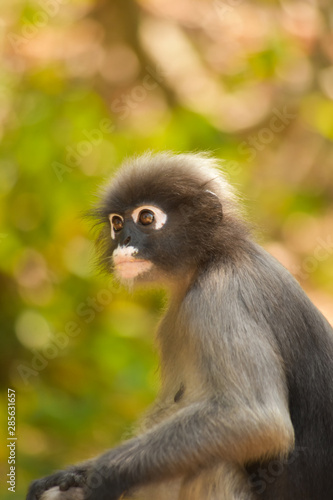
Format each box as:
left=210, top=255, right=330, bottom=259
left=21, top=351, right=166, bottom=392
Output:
left=39, top=466, right=256, bottom=500
left=124, top=465, right=257, bottom=500
left=123, top=479, right=181, bottom=500
left=179, top=462, right=257, bottom=500
left=40, top=487, right=84, bottom=500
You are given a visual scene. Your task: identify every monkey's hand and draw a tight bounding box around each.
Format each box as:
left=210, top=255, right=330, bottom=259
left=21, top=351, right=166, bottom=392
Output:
left=26, top=467, right=87, bottom=500
left=26, top=461, right=128, bottom=500
left=83, top=461, right=129, bottom=500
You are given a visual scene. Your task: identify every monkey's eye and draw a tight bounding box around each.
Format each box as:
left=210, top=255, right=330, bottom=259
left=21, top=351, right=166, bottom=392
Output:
left=131, top=205, right=167, bottom=230
left=139, top=210, right=155, bottom=226
left=111, top=215, right=124, bottom=232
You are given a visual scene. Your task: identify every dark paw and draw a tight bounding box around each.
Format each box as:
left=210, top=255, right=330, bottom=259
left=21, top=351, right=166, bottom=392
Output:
left=58, top=470, right=86, bottom=491
left=27, top=469, right=87, bottom=500
left=83, top=465, right=125, bottom=500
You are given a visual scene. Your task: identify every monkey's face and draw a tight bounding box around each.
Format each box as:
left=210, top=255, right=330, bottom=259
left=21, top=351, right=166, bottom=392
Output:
left=99, top=190, right=223, bottom=285
left=108, top=204, right=168, bottom=281
left=93, top=154, right=226, bottom=284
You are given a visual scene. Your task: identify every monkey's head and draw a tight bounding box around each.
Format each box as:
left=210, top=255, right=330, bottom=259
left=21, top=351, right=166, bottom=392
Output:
left=92, top=152, right=244, bottom=284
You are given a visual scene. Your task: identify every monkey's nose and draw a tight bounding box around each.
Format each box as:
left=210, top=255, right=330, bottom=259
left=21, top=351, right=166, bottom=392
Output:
left=123, top=236, right=131, bottom=247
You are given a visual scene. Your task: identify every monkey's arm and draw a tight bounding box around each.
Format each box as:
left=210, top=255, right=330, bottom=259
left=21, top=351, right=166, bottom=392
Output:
left=27, top=345, right=293, bottom=500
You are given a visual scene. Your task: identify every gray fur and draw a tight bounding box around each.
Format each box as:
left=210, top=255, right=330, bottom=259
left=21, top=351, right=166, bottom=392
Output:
left=28, top=153, right=333, bottom=500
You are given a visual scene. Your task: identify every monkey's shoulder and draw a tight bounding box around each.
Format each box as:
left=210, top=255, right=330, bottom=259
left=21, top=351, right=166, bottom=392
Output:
left=182, top=242, right=332, bottom=339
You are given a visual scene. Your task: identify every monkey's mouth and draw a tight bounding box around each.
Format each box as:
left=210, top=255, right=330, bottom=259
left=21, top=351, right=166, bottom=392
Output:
left=113, top=256, right=153, bottom=279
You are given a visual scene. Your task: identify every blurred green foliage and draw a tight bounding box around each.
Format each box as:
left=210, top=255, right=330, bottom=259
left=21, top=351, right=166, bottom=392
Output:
left=0, top=0, right=333, bottom=498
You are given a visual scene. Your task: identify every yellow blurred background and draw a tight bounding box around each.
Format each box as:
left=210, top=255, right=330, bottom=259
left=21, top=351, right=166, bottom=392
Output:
left=0, top=1, right=332, bottom=497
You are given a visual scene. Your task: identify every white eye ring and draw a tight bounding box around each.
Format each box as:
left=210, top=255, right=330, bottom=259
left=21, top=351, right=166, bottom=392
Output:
left=131, top=205, right=167, bottom=230
left=109, top=214, right=124, bottom=240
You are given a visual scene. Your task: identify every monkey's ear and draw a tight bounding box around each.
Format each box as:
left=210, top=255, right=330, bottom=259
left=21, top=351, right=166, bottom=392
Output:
left=204, top=189, right=223, bottom=221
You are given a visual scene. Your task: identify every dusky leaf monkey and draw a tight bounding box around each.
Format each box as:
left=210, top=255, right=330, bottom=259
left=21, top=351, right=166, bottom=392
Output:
left=27, top=152, right=333, bottom=500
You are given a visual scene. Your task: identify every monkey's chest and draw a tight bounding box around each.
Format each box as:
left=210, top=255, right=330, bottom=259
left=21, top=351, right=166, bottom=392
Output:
left=157, top=315, right=208, bottom=407
left=160, top=351, right=207, bottom=408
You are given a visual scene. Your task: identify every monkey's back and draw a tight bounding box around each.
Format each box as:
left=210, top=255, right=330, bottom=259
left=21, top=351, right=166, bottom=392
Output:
left=242, top=244, right=333, bottom=499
